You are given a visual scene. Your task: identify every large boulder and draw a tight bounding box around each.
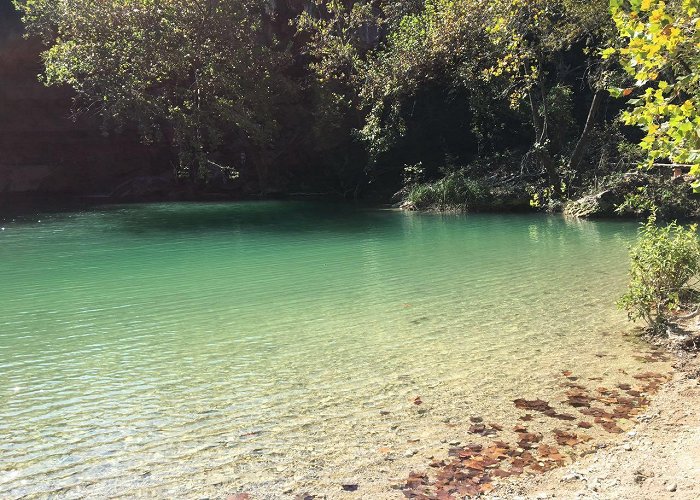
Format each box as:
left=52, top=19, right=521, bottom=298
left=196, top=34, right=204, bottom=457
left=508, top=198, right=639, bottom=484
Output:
left=564, top=171, right=650, bottom=218
left=563, top=189, right=619, bottom=218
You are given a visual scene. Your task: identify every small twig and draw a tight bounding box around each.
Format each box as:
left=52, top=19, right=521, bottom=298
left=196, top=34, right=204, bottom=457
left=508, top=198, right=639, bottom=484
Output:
left=677, top=307, right=700, bottom=320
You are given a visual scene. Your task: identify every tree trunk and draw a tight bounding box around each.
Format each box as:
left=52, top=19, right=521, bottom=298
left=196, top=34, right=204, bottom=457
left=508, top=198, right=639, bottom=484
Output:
left=567, top=89, right=605, bottom=172
left=528, top=88, right=541, bottom=141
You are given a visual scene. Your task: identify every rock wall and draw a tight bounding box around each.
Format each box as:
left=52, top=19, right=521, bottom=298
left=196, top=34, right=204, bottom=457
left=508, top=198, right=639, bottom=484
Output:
left=0, top=2, right=169, bottom=196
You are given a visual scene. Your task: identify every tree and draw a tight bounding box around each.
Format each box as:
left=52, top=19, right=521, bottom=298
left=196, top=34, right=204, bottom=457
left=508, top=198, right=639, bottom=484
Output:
left=13, top=0, right=295, bottom=182
left=485, top=0, right=614, bottom=189
left=301, top=0, right=619, bottom=195
left=606, top=0, right=700, bottom=186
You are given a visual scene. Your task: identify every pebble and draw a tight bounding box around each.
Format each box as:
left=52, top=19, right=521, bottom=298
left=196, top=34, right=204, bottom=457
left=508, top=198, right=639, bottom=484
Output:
left=561, top=472, right=584, bottom=482
left=403, top=449, right=418, bottom=457
left=588, top=478, right=601, bottom=492
left=666, top=483, right=677, bottom=492
left=623, top=443, right=633, bottom=451
left=448, top=440, right=461, bottom=446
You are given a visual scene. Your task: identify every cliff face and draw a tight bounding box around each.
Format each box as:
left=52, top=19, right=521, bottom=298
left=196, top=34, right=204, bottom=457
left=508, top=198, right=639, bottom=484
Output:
left=0, top=3, right=169, bottom=196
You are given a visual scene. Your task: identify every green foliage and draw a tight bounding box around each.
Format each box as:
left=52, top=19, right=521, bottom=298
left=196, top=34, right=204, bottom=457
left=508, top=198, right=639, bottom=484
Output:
left=13, top=0, right=695, bottom=206
left=301, top=0, right=615, bottom=189
left=13, top=0, right=292, bottom=181
left=606, top=0, right=700, bottom=186
left=358, top=0, right=494, bottom=159
left=529, top=182, right=569, bottom=210
left=615, top=177, right=700, bottom=219
left=404, top=171, right=490, bottom=211
left=402, top=162, right=425, bottom=186
left=485, top=0, right=611, bottom=106
left=618, top=211, right=700, bottom=329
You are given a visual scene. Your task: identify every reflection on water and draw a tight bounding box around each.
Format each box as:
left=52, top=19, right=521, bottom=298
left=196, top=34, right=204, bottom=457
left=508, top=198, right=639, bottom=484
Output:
left=0, top=202, right=650, bottom=498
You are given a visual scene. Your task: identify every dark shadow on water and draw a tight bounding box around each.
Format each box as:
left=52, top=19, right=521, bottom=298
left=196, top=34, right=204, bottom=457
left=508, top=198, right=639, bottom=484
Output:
left=1, top=198, right=639, bottom=239
left=111, top=201, right=401, bottom=235
left=1, top=198, right=408, bottom=235
left=0, top=195, right=110, bottom=222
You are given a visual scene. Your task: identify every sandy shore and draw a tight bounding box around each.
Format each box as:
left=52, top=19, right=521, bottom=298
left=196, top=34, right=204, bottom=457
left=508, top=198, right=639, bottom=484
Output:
left=487, top=353, right=700, bottom=500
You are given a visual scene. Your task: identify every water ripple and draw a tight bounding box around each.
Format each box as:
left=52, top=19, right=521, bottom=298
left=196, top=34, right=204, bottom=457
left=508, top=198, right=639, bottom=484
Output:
left=0, top=202, right=646, bottom=498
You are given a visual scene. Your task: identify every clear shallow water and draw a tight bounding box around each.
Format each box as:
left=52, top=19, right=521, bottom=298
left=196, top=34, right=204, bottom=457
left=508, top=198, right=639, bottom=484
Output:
left=0, top=202, right=652, bottom=498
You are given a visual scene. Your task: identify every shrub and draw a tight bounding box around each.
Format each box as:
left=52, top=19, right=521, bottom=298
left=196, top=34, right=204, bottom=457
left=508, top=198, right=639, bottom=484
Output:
left=618, top=212, right=700, bottom=330
left=613, top=170, right=700, bottom=221
left=404, top=171, right=490, bottom=211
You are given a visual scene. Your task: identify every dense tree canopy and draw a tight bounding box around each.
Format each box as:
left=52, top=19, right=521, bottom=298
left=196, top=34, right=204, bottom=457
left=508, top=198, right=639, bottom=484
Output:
left=14, top=0, right=298, bottom=183
left=12, top=0, right=700, bottom=209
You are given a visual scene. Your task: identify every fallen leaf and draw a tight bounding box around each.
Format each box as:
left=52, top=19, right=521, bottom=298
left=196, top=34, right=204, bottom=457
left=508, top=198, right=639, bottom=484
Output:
left=483, top=444, right=510, bottom=460
left=478, top=483, right=495, bottom=494
left=598, top=421, right=623, bottom=433
left=405, top=472, right=428, bottom=489
left=537, top=444, right=566, bottom=463
left=543, top=409, right=576, bottom=421
left=517, top=432, right=542, bottom=443
left=553, top=429, right=583, bottom=447
left=491, top=468, right=512, bottom=478
left=565, top=389, right=594, bottom=408
left=514, top=398, right=553, bottom=412
left=580, top=407, right=614, bottom=419
left=464, top=459, right=486, bottom=471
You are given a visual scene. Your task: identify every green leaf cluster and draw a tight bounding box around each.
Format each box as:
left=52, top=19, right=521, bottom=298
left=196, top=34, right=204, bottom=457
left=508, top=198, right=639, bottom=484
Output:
left=607, top=0, right=700, bottom=186
left=618, top=211, right=700, bottom=328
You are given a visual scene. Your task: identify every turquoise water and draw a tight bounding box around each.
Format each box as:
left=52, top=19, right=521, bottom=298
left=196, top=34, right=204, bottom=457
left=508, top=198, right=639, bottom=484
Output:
left=0, top=202, right=648, bottom=498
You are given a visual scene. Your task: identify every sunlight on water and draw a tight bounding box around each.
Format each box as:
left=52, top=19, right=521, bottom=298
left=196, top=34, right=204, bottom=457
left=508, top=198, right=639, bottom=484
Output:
left=0, top=202, right=656, bottom=498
